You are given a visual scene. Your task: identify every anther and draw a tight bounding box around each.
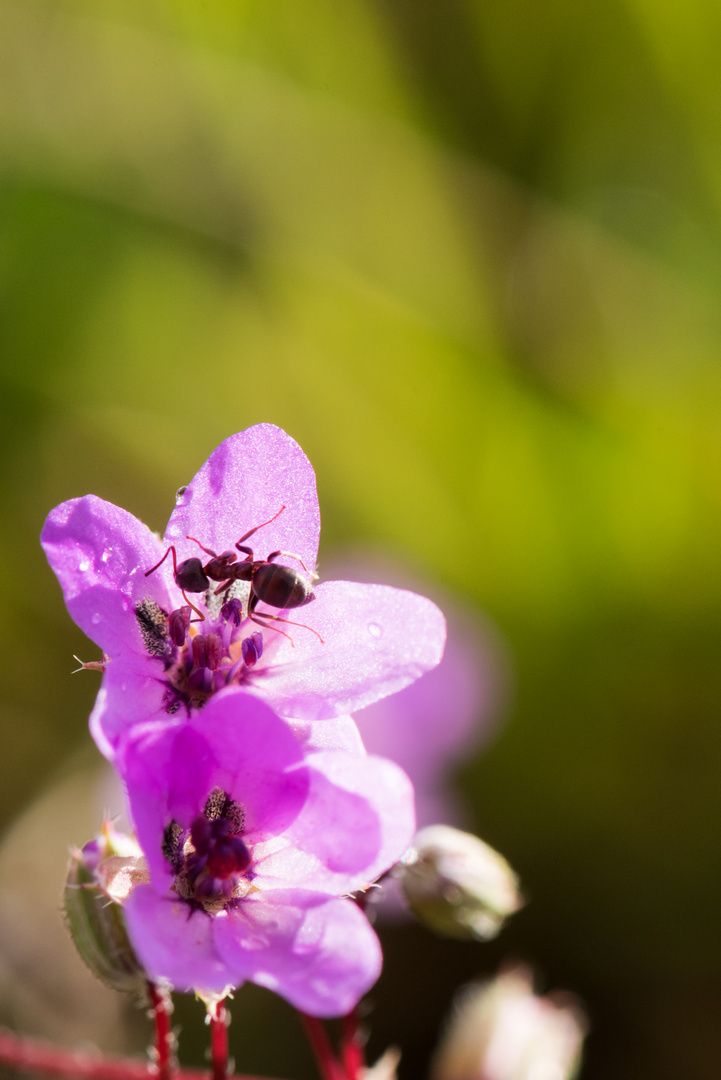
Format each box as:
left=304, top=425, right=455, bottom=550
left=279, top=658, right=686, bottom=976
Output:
left=168, top=606, right=192, bottom=647
left=241, top=632, right=264, bottom=669
left=191, top=633, right=223, bottom=671
left=192, top=635, right=208, bottom=670
left=205, top=632, right=223, bottom=671
left=220, top=598, right=243, bottom=626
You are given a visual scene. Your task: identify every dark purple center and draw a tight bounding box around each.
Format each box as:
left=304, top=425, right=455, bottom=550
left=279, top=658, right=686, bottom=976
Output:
left=189, top=815, right=250, bottom=880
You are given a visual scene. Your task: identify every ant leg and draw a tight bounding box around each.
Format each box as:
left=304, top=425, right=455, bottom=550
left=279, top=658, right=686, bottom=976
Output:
left=145, top=545, right=177, bottom=578
left=235, top=505, right=286, bottom=550
left=251, top=610, right=324, bottom=645
left=213, top=579, right=235, bottom=597
left=186, top=536, right=218, bottom=558
left=183, top=590, right=205, bottom=622
left=266, top=550, right=312, bottom=575
left=248, top=612, right=295, bottom=647
left=235, top=545, right=254, bottom=560
left=246, top=591, right=294, bottom=646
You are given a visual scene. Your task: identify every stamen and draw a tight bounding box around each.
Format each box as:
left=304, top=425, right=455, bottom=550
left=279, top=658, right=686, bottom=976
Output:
left=192, top=635, right=208, bottom=670
left=135, top=599, right=170, bottom=657
left=220, top=598, right=243, bottom=626
left=168, top=606, right=192, bottom=647
left=205, top=633, right=223, bottom=671
left=241, top=632, right=264, bottom=668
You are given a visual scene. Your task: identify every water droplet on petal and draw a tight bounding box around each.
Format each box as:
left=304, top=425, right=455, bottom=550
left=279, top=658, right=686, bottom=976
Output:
left=79, top=559, right=90, bottom=572
left=91, top=613, right=101, bottom=625
left=175, top=485, right=188, bottom=502
left=102, top=548, right=112, bottom=563
left=368, top=622, right=382, bottom=638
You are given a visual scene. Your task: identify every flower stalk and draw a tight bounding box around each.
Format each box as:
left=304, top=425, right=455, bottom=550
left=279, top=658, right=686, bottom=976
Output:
left=148, top=983, right=174, bottom=1080
left=0, top=1028, right=280, bottom=1080
left=340, top=1009, right=364, bottom=1080
left=299, top=1015, right=344, bottom=1080
left=207, top=1001, right=229, bottom=1080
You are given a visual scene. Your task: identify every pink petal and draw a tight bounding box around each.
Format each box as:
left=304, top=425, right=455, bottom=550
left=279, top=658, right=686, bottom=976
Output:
left=356, top=604, right=503, bottom=781
left=287, top=715, right=366, bottom=756
left=89, top=654, right=170, bottom=762
left=122, top=692, right=309, bottom=889
left=255, top=751, right=415, bottom=894
left=165, top=425, right=320, bottom=577
left=124, top=885, right=236, bottom=996
left=215, top=893, right=382, bottom=1017
left=245, top=581, right=446, bottom=721
left=41, top=496, right=176, bottom=657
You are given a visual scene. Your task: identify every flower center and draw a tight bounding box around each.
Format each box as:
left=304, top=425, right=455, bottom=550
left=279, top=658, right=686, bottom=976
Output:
left=135, top=591, right=265, bottom=716
left=163, top=787, right=254, bottom=914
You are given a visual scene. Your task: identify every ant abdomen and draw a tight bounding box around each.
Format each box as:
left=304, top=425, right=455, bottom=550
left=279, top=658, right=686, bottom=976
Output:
left=251, top=562, right=314, bottom=610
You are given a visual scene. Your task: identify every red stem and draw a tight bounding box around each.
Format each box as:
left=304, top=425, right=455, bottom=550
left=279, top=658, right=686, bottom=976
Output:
left=298, top=1015, right=344, bottom=1080
left=148, top=984, right=174, bottom=1080
left=208, top=1001, right=229, bottom=1080
left=0, top=1028, right=283, bottom=1080
left=340, top=1011, right=364, bottom=1080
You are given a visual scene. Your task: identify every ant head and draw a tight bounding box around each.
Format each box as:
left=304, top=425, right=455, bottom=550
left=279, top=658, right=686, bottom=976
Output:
left=175, top=557, right=210, bottom=593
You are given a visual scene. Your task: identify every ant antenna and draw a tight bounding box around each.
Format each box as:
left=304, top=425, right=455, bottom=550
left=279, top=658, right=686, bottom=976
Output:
left=235, top=505, right=287, bottom=549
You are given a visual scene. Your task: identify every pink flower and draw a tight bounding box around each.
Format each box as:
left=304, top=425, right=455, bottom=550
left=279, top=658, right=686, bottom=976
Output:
left=41, top=425, right=446, bottom=762
left=118, top=690, right=414, bottom=1015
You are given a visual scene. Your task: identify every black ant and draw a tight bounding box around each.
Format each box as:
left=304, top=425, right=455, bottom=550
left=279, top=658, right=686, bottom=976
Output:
left=145, top=507, right=322, bottom=644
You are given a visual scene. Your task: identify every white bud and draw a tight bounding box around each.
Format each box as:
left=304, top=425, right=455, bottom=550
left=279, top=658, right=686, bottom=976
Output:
left=431, top=966, right=587, bottom=1080
left=399, top=825, right=522, bottom=940
left=362, top=1047, right=401, bottom=1080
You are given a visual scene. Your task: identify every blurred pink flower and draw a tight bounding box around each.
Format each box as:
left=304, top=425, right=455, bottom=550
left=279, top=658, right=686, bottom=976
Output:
left=324, top=553, right=510, bottom=827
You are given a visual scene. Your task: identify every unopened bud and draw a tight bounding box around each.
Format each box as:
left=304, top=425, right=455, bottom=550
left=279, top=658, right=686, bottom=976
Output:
left=362, top=1048, right=401, bottom=1080
left=64, top=823, right=149, bottom=994
left=431, top=966, right=587, bottom=1080
left=399, top=825, right=522, bottom=941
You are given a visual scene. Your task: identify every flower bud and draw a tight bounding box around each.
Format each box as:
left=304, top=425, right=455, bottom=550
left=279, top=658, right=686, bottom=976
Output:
left=431, top=967, right=587, bottom=1080
left=399, top=825, right=522, bottom=941
left=64, top=823, right=149, bottom=995
left=362, top=1048, right=401, bottom=1080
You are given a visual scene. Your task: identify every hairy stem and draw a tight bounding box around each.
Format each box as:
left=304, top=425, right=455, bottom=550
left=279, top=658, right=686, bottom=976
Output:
left=340, top=1010, right=364, bottom=1080
left=0, top=1027, right=282, bottom=1080
left=148, top=983, right=174, bottom=1080
left=298, top=1015, right=344, bottom=1080
left=208, top=1001, right=229, bottom=1080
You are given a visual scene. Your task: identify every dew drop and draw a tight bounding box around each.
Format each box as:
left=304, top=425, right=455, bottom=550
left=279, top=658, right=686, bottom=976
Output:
left=368, top=622, right=382, bottom=639
left=91, top=613, right=101, bottom=625
left=78, top=559, right=90, bottom=572
left=102, top=548, right=112, bottom=563
left=175, top=485, right=188, bottom=502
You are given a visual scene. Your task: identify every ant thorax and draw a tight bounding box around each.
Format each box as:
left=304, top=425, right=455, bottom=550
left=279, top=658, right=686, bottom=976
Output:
left=138, top=510, right=321, bottom=716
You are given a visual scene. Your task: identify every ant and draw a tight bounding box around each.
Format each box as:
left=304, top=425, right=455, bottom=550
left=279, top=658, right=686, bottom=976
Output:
left=145, top=507, right=323, bottom=644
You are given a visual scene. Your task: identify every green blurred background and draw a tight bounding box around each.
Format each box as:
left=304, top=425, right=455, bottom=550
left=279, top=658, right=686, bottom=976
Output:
left=3, top=0, right=721, bottom=1076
